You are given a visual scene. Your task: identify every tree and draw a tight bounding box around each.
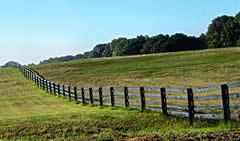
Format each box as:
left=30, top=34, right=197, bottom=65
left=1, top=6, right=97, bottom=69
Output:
left=235, top=12, right=240, bottom=46
left=206, top=15, right=239, bottom=48
left=141, top=34, right=169, bottom=54
left=89, top=44, right=108, bottom=58
left=236, top=12, right=240, bottom=23
left=102, top=44, right=112, bottom=57
left=111, top=38, right=128, bottom=56
left=75, top=54, right=84, bottom=59
left=83, top=51, right=91, bottom=59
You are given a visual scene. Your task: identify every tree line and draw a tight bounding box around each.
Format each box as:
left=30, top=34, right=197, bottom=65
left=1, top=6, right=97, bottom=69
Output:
left=39, top=11, right=240, bottom=65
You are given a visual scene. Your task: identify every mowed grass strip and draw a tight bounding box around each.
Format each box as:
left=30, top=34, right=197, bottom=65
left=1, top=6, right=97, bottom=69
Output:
left=31, top=47, right=240, bottom=88
left=0, top=68, right=239, bottom=140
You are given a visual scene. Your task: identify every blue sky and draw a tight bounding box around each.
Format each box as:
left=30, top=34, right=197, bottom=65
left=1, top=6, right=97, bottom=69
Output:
left=0, top=0, right=239, bottom=65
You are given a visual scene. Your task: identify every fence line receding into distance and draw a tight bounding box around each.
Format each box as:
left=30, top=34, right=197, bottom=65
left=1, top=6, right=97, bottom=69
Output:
left=5, top=63, right=240, bottom=125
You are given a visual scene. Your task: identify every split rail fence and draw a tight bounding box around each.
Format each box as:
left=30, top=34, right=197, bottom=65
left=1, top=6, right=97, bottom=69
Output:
left=6, top=64, right=240, bottom=125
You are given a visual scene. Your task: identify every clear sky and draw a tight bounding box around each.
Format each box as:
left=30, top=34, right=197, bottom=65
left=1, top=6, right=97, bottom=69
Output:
left=0, top=0, right=239, bottom=65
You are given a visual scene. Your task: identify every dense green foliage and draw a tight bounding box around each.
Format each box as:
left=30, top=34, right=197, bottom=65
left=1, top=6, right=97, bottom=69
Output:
left=39, top=11, right=240, bottom=65
left=206, top=13, right=240, bottom=48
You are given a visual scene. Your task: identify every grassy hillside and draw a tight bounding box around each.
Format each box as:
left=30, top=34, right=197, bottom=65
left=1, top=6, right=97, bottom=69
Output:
left=0, top=68, right=239, bottom=140
left=30, top=47, right=240, bottom=88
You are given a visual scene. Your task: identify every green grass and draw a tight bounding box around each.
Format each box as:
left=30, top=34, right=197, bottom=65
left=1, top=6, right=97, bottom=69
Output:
left=0, top=68, right=239, bottom=140
left=29, top=47, right=240, bottom=113
left=30, top=47, right=240, bottom=88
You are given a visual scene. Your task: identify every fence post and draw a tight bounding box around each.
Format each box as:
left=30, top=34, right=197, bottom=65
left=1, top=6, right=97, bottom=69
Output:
left=43, top=80, right=46, bottom=90
left=161, top=88, right=168, bottom=115
left=63, top=85, right=66, bottom=97
left=39, top=78, right=42, bottom=88
left=37, top=77, right=39, bottom=86
left=35, top=75, right=37, bottom=85
left=53, top=83, right=56, bottom=95
left=110, top=87, right=115, bottom=106
left=49, top=82, right=52, bottom=93
left=140, top=87, right=146, bottom=112
left=31, top=72, right=33, bottom=81
left=68, top=86, right=71, bottom=99
left=46, top=81, right=49, bottom=92
left=38, top=78, right=40, bottom=87
left=99, top=87, right=103, bottom=106
left=81, top=88, right=85, bottom=104
left=26, top=70, right=28, bottom=78
left=74, top=87, right=78, bottom=102
left=33, top=75, right=35, bottom=84
left=89, top=88, right=93, bottom=104
left=41, top=79, right=44, bottom=88
left=38, top=78, right=40, bottom=86
left=29, top=71, right=31, bottom=79
left=30, top=72, right=32, bottom=80
left=221, top=84, right=231, bottom=124
left=187, top=88, right=194, bottom=126
left=58, top=84, right=60, bottom=96
left=124, top=87, right=129, bottom=107
left=26, top=70, right=28, bottom=79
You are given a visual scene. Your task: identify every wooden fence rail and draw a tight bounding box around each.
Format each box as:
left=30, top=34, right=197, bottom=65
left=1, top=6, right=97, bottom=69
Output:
left=5, top=64, right=240, bottom=125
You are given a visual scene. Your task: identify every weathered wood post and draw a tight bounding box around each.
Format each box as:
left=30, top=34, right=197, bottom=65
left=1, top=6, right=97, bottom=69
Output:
left=29, top=71, right=31, bottom=79
left=161, top=88, right=168, bottom=115
left=99, top=87, right=103, bottom=106
left=46, top=81, right=49, bottom=92
left=38, top=77, right=41, bottom=87
left=31, top=72, right=34, bottom=81
left=41, top=79, right=44, bottom=88
left=53, top=83, right=56, bottom=95
left=81, top=88, right=85, bottom=104
left=30, top=72, right=32, bottom=80
left=124, top=87, right=129, bottom=107
left=89, top=88, right=93, bottom=104
left=35, top=75, right=37, bottom=85
left=221, top=84, right=231, bottom=124
left=49, top=81, right=52, bottom=93
left=110, top=87, right=115, bottom=106
left=43, top=80, right=46, bottom=90
left=38, top=77, right=40, bottom=86
left=187, top=88, right=194, bottom=126
left=58, top=84, right=60, bottom=95
left=68, top=86, right=71, bottom=99
left=36, top=77, right=39, bottom=86
left=63, top=85, right=66, bottom=97
left=74, top=87, right=78, bottom=102
left=33, top=75, right=36, bottom=84
left=26, top=70, right=28, bottom=78
left=140, top=87, right=146, bottom=112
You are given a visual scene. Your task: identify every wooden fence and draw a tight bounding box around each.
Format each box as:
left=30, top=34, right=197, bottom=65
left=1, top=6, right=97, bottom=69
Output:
left=7, top=64, right=240, bottom=125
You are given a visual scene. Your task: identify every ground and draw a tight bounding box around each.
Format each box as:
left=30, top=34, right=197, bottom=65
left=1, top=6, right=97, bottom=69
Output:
left=0, top=68, right=239, bottom=140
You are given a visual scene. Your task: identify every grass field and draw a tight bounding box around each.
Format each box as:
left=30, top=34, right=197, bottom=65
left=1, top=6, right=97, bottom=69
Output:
left=0, top=68, right=239, bottom=140
left=30, top=47, right=240, bottom=88
left=29, top=47, right=240, bottom=114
